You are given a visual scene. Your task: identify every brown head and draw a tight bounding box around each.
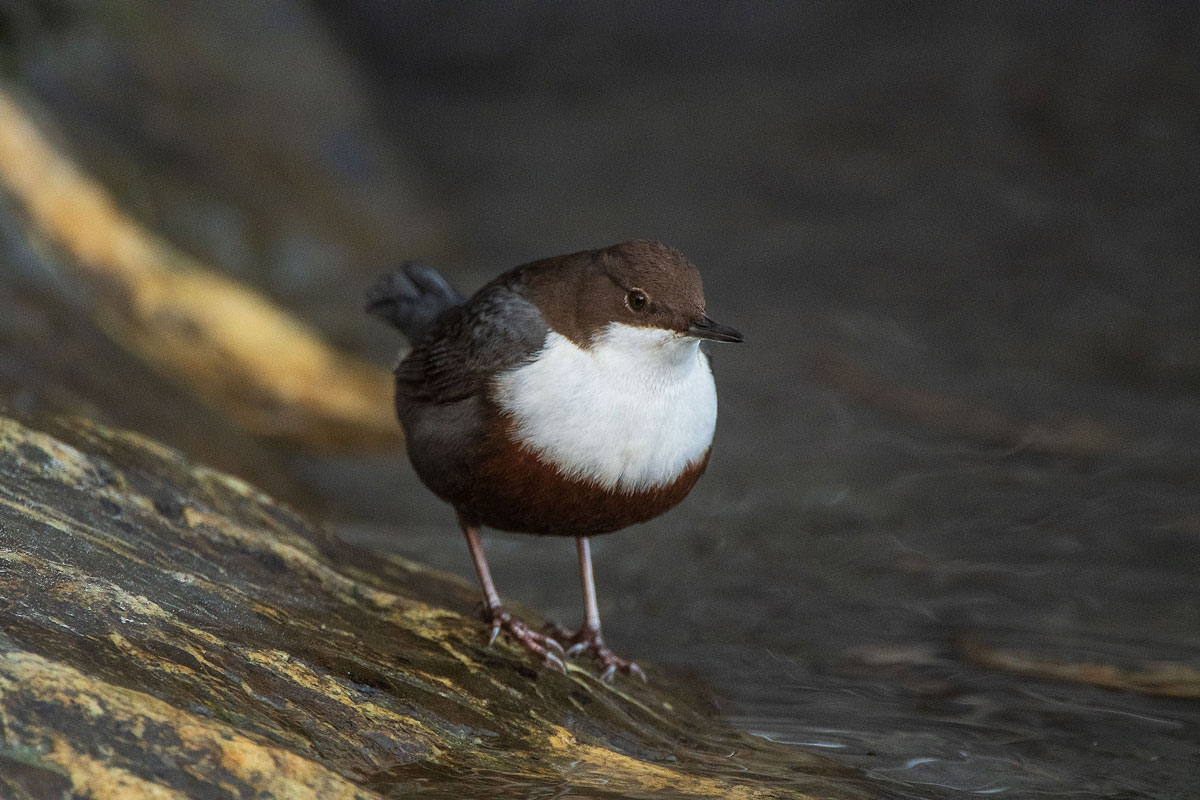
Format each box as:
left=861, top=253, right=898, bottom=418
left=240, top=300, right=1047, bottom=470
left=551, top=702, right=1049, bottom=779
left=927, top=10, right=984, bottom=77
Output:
left=518, top=239, right=743, bottom=347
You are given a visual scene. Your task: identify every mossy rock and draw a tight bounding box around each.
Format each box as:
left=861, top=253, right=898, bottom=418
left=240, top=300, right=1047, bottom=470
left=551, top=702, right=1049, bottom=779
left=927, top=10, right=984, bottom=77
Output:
left=0, top=412, right=866, bottom=799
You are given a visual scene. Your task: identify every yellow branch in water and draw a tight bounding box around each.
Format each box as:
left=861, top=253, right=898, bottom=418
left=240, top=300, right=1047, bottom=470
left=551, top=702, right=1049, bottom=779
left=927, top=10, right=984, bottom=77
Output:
left=959, top=636, right=1200, bottom=699
left=0, top=87, right=399, bottom=452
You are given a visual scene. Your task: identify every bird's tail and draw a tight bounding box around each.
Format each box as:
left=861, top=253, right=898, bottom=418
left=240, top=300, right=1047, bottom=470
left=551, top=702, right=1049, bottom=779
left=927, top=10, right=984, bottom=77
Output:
left=364, top=261, right=466, bottom=343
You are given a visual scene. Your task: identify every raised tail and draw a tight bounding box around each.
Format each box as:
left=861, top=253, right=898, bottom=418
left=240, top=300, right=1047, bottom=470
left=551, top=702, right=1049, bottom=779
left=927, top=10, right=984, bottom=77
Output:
left=364, top=261, right=466, bottom=343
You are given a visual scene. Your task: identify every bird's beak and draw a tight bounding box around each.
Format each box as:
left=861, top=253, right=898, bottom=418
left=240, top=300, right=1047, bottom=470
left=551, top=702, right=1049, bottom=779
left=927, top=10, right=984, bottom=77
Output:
left=688, top=315, right=744, bottom=343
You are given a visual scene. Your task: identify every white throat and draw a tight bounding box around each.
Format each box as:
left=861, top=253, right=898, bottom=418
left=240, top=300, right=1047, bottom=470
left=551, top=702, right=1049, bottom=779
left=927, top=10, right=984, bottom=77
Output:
left=492, top=323, right=718, bottom=492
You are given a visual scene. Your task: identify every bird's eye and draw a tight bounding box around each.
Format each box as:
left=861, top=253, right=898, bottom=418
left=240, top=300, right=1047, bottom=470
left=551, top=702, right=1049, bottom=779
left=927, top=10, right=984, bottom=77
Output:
left=626, top=289, right=648, bottom=312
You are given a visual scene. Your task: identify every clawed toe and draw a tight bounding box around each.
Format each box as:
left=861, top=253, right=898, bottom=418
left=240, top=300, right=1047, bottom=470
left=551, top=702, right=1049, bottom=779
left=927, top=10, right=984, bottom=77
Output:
left=481, top=606, right=567, bottom=671
left=597, top=654, right=645, bottom=683
left=550, top=625, right=646, bottom=682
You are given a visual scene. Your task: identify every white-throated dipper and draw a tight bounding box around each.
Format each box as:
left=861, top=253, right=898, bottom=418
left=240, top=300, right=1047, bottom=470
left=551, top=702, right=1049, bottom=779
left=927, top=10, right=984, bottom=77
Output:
left=365, top=240, right=742, bottom=680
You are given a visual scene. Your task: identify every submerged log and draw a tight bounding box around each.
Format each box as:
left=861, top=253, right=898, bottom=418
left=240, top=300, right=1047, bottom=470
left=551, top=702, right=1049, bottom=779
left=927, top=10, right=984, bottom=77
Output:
left=0, top=412, right=855, bottom=799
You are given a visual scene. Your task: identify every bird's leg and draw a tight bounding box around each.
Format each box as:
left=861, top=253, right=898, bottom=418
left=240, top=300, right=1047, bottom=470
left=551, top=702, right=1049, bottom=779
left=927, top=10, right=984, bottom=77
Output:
left=551, top=536, right=646, bottom=682
left=459, top=515, right=564, bottom=671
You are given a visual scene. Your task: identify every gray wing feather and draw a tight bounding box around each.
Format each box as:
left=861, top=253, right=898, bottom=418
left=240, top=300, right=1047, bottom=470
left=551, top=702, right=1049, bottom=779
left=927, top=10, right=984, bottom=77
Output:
left=395, top=285, right=547, bottom=405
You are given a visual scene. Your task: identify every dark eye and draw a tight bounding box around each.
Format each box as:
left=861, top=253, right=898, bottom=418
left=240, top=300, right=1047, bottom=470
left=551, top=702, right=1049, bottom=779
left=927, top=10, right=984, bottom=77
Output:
left=626, top=289, right=648, bottom=312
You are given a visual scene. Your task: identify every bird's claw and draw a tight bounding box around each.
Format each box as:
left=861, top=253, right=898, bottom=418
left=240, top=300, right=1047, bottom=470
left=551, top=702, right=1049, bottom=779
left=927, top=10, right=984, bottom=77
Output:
left=551, top=624, right=646, bottom=682
left=481, top=605, right=566, bottom=672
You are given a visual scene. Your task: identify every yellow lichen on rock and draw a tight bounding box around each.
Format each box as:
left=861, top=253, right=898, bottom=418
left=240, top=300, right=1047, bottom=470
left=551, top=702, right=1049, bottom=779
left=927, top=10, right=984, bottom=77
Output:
left=544, top=726, right=794, bottom=799
left=0, top=651, right=380, bottom=800
left=48, top=739, right=188, bottom=800
left=0, top=411, right=839, bottom=798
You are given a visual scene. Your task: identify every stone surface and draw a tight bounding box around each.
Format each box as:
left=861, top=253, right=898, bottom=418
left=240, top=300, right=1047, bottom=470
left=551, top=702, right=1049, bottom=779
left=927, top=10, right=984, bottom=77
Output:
left=0, top=411, right=859, bottom=799
left=0, top=87, right=400, bottom=454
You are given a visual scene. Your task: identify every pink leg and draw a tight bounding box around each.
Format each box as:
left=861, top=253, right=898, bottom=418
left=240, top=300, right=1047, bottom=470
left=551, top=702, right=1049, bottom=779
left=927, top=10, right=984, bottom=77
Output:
left=552, top=537, right=646, bottom=682
left=460, top=515, right=564, bottom=671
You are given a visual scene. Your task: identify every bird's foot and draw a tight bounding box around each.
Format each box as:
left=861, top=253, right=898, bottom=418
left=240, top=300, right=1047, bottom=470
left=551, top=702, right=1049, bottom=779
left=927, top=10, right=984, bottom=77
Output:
left=481, top=604, right=565, bottom=672
left=549, top=623, right=646, bottom=683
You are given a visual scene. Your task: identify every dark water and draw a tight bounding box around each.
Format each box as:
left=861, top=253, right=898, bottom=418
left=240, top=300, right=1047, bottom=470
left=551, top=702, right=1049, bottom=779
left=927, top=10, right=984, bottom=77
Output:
left=307, top=5, right=1200, bottom=797
left=12, top=2, right=1200, bottom=796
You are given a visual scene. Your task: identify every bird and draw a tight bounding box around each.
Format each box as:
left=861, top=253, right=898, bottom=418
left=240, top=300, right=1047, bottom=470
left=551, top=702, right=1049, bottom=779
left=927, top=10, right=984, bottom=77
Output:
left=365, top=240, right=742, bottom=680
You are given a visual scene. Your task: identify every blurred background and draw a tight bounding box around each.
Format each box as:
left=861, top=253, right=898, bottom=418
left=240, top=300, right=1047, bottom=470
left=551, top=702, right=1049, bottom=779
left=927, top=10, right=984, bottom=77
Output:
left=2, top=2, right=1199, bottom=796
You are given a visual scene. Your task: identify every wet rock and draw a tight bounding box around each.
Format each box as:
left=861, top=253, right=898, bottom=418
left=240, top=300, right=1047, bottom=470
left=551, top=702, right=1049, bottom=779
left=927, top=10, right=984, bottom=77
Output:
left=0, top=0, right=450, bottom=353
left=0, top=411, right=850, bottom=798
left=0, top=87, right=401, bottom=454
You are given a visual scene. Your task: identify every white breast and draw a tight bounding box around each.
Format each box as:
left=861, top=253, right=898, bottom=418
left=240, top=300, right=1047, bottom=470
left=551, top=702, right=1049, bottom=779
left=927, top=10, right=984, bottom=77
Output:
left=492, top=323, right=718, bottom=492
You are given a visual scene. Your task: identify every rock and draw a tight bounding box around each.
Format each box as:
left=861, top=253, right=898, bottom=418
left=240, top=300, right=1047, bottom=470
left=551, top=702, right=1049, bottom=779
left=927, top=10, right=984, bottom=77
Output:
left=0, top=87, right=401, bottom=454
left=0, top=412, right=850, bottom=798
left=1, top=0, right=450, bottom=352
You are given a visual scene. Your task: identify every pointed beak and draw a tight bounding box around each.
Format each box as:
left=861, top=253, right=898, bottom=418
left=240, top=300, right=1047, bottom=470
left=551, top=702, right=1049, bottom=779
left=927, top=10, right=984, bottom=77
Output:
left=688, top=315, right=744, bottom=344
